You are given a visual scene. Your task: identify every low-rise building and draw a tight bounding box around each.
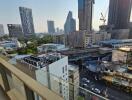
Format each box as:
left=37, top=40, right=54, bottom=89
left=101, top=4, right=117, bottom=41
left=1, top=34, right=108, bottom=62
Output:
left=100, top=39, right=132, bottom=48
left=0, top=39, right=22, bottom=51
left=92, top=31, right=111, bottom=44
left=37, top=43, right=68, bottom=53
left=52, top=33, right=65, bottom=44
left=112, top=47, right=132, bottom=63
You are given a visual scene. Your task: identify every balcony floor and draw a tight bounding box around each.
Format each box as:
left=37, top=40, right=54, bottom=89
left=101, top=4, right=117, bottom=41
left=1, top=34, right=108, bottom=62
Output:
left=0, top=86, right=10, bottom=100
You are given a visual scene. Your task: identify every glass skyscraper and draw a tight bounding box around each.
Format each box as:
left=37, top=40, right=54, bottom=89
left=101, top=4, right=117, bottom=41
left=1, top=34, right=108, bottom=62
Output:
left=7, top=24, right=23, bottom=39
left=19, top=7, right=35, bottom=38
left=64, top=11, right=76, bottom=34
left=78, top=0, right=95, bottom=31
left=47, top=20, right=55, bottom=34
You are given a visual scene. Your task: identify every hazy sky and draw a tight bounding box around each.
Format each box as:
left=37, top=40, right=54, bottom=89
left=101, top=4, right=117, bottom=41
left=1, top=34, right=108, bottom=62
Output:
left=0, top=0, right=110, bottom=33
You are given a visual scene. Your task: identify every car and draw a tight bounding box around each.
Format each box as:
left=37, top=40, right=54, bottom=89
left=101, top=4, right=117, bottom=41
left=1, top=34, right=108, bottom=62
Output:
left=92, top=88, right=101, bottom=94
left=82, top=78, right=87, bottom=82
left=85, top=80, right=90, bottom=84
left=82, top=84, right=88, bottom=88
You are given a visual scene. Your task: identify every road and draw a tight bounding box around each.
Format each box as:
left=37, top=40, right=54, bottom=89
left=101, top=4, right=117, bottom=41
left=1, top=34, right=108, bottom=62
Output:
left=80, top=69, right=132, bottom=100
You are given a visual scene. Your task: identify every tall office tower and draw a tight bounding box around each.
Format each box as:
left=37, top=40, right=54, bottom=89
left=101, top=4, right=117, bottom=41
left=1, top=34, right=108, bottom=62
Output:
left=19, top=7, right=35, bottom=38
left=108, top=0, right=132, bottom=29
left=64, top=11, right=76, bottom=34
left=7, top=24, right=23, bottom=39
left=0, top=24, right=5, bottom=36
left=78, top=0, right=95, bottom=31
left=47, top=20, right=55, bottom=34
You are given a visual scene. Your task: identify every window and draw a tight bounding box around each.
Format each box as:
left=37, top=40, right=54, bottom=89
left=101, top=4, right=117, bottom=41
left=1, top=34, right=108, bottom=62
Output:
left=65, top=65, right=67, bottom=71
left=62, top=67, right=64, bottom=73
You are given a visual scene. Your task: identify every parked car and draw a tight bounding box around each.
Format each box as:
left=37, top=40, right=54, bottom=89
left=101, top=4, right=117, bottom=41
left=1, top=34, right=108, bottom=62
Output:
left=92, top=88, right=101, bottom=94
left=82, top=78, right=87, bottom=82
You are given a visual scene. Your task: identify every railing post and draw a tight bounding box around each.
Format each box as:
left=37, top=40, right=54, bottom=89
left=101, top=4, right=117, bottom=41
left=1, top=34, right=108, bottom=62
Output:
left=24, top=84, right=35, bottom=100
left=0, top=64, right=10, bottom=92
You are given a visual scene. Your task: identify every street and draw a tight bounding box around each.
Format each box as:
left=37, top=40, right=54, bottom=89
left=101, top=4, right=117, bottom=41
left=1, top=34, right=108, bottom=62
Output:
left=80, top=69, right=132, bottom=100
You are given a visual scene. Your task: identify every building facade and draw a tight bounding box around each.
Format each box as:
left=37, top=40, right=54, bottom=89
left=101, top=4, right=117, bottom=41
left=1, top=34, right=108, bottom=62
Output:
left=68, top=65, right=79, bottom=100
left=64, top=11, right=76, bottom=34
left=53, top=34, right=65, bottom=44
left=92, top=31, right=111, bottom=44
left=47, top=20, right=55, bottom=34
left=112, top=47, right=132, bottom=63
left=66, top=30, right=93, bottom=48
left=78, top=0, right=94, bottom=31
left=19, top=7, right=35, bottom=38
left=108, top=0, right=132, bottom=29
left=7, top=24, right=23, bottom=39
left=19, top=53, right=69, bottom=100
left=0, top=24, right=5, bottom=36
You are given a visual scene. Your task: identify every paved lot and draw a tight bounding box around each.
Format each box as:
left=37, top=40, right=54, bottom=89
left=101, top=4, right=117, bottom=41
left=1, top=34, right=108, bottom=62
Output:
left=80, top=69, right=132, bottom=100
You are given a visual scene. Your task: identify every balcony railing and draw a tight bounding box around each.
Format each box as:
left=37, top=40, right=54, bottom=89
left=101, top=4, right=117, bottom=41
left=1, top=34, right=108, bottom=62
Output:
left=0, top=57, right=64, bottom=100
left=0, top=56, right=109, bottom=100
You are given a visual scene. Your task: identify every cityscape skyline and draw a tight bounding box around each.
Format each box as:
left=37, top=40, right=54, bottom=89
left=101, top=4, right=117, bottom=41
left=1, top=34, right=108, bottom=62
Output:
left=1, top=0, right=132, bottom=34
left=0, top=0, right=132, bottom=100
left=0, top=0, right=110, bottom=33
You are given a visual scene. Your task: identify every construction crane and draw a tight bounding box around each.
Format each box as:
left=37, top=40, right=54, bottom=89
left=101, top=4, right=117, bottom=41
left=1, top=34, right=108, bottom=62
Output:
left=100, top=13, right=106, bottom=25
left=100, top=4, right=109, bottom=25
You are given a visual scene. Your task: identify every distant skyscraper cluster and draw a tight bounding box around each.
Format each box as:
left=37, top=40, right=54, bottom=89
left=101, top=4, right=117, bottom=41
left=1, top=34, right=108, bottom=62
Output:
left=19, top=7, right=35, bottom=38
left=78, top=0, right=95, bottom=31
left=108, top=0, right=132, bottom=29
left=0, top=24, right=5, bottom=36
left=47, top=20, right=55, bottom=34
left=64, top=11, right=76, bottom=34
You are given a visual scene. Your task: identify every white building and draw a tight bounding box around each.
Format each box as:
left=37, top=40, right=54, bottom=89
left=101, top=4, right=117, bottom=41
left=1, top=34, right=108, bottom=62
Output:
left=37, top=43, right=68, bottom=53
left=19, top=53, right=69, bottom=100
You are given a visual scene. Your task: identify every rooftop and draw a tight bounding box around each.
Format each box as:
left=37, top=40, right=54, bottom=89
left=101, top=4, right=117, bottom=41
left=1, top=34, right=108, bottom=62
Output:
left=100, top=39, right=132, bottom=44
left=22, top=53, right=65, bottom=69
left=118, top=47, right=132, bottom=52
left=38, top=43, right=65, bottom=47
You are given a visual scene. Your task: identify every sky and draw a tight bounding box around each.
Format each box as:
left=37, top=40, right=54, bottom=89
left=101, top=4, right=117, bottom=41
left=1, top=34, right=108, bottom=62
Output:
left=0, top=0, right=110, bottom=33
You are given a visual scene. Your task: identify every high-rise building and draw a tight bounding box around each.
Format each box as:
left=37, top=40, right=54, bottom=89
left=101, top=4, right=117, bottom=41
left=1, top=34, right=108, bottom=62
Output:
left=47, top=20, right=55, bottom=34
left=0, top=24, right=5, bottom=36
left=19, top=7, right=35, bottom=38
left=78, top=0, right=95, bottom=31
left=7, top=24, right=23, bottom=39
left=64, top=11, right=76, bottom=34
left=108, top=0, right=132, bottom=29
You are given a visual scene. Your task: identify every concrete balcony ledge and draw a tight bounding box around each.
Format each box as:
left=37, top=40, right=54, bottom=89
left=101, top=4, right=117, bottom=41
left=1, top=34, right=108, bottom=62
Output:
left=0, top=57, right=64, bottom=100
